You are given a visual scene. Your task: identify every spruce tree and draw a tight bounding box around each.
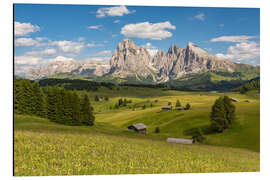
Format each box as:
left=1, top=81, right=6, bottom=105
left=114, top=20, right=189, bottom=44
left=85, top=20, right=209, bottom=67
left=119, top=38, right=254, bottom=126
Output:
left=80, top=94, right=95, bottom=126
left=210, top=97, right=227, bottom=132
left=70, top=91, right=82, bottom=125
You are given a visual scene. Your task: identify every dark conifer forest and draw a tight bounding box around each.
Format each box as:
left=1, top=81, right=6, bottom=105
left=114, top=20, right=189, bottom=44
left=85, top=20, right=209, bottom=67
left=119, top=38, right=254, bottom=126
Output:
left=14, top=77, right=95, bottom=126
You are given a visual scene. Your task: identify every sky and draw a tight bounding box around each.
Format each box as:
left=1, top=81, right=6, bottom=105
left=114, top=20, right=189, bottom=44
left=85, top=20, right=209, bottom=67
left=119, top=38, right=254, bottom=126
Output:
left=14, top=4, right=260, bottom=76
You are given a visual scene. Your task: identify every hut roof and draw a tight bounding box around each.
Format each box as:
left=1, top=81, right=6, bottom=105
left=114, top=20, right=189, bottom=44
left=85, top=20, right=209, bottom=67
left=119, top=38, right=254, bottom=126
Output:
left=230, top=98, right=240, bottom=102
left=131, top=123, right=147, bottom=130
left=167, top=137, right=195, bottom=145
left=162, top=106, right=172, bottom=109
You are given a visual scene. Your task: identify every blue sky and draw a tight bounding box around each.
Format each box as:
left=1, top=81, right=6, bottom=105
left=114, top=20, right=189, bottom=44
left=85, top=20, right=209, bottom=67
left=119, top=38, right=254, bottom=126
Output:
left=14, top=4, right=260, bottom=76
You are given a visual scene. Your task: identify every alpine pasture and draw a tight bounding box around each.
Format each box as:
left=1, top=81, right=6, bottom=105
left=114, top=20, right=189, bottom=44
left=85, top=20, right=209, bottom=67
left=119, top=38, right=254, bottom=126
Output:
left=14, top=86, right=260, bottom=175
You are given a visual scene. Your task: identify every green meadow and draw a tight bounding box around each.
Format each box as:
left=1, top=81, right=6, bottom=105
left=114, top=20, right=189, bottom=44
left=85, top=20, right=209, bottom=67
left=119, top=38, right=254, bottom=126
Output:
left=14, top=87, right=260, bottom=175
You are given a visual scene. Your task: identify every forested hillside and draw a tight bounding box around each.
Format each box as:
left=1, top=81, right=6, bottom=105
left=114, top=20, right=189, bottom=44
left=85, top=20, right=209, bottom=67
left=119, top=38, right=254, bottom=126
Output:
left=14, top=77, right=94, bottom=126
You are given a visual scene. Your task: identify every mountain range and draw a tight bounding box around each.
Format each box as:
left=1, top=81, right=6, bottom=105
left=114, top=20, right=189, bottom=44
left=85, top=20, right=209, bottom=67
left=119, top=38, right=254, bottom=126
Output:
left=26, top=39, right=259, bottom=84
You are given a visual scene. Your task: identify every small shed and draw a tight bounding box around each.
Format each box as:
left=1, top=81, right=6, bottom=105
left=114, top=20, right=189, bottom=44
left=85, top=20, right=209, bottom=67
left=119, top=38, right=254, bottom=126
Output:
left=167, top=137, right=195, bottom=145
left=230, top=98, right=240, bottom=102
left=162, top=106, right=172, bottom=112
left=128, top=123, right=147, bottom=134
left=245, top=100, right=250, bottom=103
left=154, top=99, right=159, bottom=102
left=177, top=106, right=186, bottom=110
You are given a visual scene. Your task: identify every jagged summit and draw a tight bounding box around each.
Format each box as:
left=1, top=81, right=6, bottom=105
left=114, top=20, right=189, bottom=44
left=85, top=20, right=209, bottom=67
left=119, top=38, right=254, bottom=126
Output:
left=26, top=39, right=255, bottom=82
left=109, top=39, right=153, bottom=78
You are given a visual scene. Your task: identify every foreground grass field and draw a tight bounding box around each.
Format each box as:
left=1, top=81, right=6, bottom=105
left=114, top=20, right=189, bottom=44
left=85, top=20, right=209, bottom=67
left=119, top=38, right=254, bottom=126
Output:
left=14, top=115, right=259, bottom=176
left=14, top=88, right=260, bottom=175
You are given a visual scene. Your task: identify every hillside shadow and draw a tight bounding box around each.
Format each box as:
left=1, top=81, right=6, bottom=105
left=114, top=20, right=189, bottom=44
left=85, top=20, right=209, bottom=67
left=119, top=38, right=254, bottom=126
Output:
left=183, top=125, right=217, bottom=136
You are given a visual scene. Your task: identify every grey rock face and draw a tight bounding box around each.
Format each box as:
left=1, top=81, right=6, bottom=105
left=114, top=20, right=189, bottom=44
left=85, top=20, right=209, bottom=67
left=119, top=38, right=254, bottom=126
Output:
left=151, top=41, right=236, bottom=81
left=109, top=39, right=155, bottom=80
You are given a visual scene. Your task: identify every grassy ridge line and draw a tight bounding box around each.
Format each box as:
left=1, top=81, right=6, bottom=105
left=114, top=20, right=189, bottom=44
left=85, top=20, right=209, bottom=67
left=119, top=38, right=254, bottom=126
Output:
left=14, top=115, right=259, bottom=176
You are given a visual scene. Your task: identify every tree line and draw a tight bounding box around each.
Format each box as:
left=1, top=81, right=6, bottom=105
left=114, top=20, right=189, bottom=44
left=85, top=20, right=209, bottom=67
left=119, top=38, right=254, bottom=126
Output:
left=14, top=78, right=95, bottom=126
left=232, top=78, right=260, bottom=94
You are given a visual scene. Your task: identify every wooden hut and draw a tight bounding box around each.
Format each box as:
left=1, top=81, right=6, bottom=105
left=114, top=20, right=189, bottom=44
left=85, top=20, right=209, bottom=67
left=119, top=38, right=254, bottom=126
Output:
left=128, top=123, right=147, bottom=134
left=230, top=98, right=240, bottom=102
left=167, top=137, right=195, bottom=145
left=162, top=106, right=172, bottom=112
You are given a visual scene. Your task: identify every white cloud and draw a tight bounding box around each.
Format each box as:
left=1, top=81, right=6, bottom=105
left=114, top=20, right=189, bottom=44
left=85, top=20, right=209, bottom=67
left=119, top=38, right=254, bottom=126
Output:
left=114, top=20, right=121, bottom=24
left=87, top=43, right=104, bottom=47
left=88, top=25, right=102, bottom=30
left=194, top=13, right=205, bottom=21
left=50, top=40, right=84, bottom=54
left=145, top=42, right=156, bottom=49
left=147, top=49, right=159, bottom=57
left=93, top=50, right=112, bottom=56
left=15, top=55, right=43, bottom=65
left=51, top=56, right=75, bottom=62
left=83, top=57, right=111, bottom=62
left=215, top=41, right=260, bottom=61
left=211, top=35, right=257, bottom=43
left=112, top=34, right=118, bottom=38
left=96, top=6, right=135, bottom=18
left=36, top=37, right=48, bottom=41
left=143, top=42, right=159, bottom=57
left=15, top=21, right=40, bottom=36
left=15, top=38, right=40, bottom=46
left=25, top=48, right=57, bottom=56
left=121, top=21, right=176, bottom=40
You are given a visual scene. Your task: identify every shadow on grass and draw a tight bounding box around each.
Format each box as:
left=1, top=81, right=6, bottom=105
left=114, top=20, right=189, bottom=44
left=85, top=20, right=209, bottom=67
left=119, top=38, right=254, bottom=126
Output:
left=183, top=125, right=218, bottom=136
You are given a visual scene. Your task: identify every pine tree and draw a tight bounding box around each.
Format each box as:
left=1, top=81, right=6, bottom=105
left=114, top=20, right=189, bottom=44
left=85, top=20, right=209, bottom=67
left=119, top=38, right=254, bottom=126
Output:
left=176, top=100, right=181, bottom=107
left=80, top=94, right=95, bottom=126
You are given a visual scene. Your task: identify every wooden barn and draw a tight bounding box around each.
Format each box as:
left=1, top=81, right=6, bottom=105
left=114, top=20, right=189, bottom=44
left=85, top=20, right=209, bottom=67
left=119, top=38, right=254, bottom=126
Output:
left=162, top=106, right=172, bottom=112
left=166, top=137, right=195, bottom=145
left=128, top=123, right=147, bottom=134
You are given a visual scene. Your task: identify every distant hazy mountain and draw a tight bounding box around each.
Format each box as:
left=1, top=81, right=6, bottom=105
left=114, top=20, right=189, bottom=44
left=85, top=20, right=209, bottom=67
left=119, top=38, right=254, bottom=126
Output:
left=27, top=39, right=259, bottom=82
left=27, top=60, right=110, bottom=80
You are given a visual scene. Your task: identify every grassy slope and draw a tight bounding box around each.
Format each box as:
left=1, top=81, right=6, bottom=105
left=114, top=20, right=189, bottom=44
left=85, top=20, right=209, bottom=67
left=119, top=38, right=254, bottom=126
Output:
left=14, top=87, right=260, bottom=175
left=86, top=88, right=260, bottom=152
left=14, top=114, right=259, bottom=176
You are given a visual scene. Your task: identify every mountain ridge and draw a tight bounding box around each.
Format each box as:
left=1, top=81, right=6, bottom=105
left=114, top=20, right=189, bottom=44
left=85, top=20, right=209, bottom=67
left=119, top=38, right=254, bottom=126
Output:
left=26, top=39, right=259, bottom=82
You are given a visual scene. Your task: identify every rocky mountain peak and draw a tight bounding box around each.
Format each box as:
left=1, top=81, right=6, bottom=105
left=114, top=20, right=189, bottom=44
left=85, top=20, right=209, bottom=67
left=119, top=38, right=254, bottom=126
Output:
left=186, top=41, right=207, bottom=55
left=117, top=38, right=136, bottom=50
left=168, top=45, right=182, bottom=55
left=109, top=39, right=153, bottom=78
